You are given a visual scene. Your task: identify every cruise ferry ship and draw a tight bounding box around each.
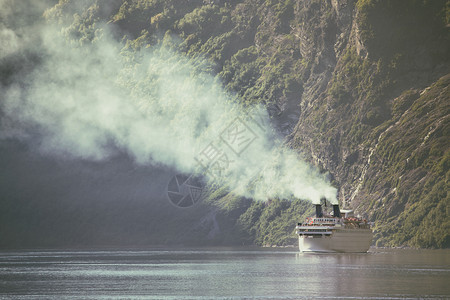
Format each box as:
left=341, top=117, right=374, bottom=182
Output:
left=295, top=204, right=372, bottom=253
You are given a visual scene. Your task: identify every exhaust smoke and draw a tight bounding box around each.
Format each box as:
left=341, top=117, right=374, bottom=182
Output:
left=0, top=1, right=337, bottom=204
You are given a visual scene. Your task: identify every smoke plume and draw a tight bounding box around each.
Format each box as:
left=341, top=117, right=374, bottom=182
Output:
left=0, top=1, right=337, bottom=204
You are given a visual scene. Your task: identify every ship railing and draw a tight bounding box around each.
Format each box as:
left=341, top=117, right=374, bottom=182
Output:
left=296, top=231, right=332, bottom=235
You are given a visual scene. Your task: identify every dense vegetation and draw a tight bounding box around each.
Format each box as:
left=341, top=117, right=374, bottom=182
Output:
left=1, top=0, right=448, bottom=248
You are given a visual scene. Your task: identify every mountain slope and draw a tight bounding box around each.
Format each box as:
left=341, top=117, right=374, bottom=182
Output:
left=2, top=0, right=448, bottom=248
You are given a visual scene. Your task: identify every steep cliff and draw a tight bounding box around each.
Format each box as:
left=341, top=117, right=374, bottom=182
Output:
left=3, top=0, right=448, bottom=248
left=288, top=0, right=449, bottom=248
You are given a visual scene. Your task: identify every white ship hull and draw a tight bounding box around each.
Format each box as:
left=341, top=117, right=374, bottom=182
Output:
left=298, top=228, right=372, bottom=253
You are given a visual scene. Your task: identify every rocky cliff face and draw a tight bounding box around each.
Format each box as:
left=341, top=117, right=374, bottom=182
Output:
left=287, top=0, right=449, bottom=247
left=5, top=0, right=448, bottom=248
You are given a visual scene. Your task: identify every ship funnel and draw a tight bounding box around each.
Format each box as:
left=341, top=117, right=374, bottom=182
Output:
left=333, top=204, right=341, bottom=218
left=315, top=204, right=323, bottom=218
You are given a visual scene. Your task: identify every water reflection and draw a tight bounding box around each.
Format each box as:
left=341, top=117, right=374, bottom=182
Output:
left=0, top=248, right=449, bottom=299
left=295, top=249, right=450, bottom=298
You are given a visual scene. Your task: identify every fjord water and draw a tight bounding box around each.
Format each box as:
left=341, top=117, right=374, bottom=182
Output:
left=0, top=248, right=449, bottom=299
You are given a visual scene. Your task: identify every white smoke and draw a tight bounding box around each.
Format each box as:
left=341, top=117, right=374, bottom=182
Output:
left=0, top=2, right=337, bottom=204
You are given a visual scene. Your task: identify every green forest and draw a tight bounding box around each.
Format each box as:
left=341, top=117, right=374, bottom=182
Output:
left=0, top=0, right=449, bottom=249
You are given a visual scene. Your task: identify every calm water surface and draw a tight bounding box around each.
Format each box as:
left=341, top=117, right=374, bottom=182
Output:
left=0, top=248, right=449, bottom=299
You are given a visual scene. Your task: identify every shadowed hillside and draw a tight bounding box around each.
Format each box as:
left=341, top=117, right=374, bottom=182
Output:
left=1, top=0, right=448, bottom=248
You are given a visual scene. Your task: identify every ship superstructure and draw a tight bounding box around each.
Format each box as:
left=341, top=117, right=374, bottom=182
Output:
left=295, top=204, right=372, bottom=253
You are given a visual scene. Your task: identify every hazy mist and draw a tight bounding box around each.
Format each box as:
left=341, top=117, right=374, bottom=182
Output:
left=0, top=0, right=337, bottom=204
